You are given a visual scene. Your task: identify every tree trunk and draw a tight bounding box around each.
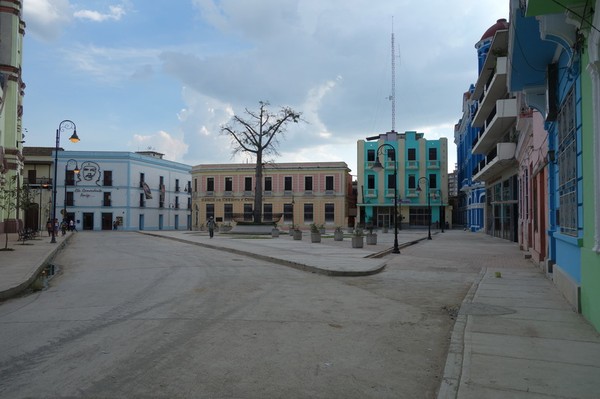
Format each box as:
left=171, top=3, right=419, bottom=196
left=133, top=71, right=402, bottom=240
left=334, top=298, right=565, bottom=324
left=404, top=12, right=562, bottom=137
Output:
left=254, top=150, right=263, bottom=224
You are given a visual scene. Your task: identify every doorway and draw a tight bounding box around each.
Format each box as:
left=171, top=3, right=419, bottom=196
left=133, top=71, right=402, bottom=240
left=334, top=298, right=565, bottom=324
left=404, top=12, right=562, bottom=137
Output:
left=82, top=213, right=94, bottom=230
left=102, top=213, right=113, bottom=230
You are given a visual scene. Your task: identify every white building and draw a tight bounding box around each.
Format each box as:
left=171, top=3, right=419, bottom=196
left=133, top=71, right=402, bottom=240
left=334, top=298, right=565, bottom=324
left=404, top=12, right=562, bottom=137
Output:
left=55, top=150, right=192, bottom=231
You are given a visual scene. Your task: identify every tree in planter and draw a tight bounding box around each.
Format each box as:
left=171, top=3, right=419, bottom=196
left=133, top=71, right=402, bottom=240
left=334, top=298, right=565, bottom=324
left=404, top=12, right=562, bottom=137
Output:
left=310, top=223, right=321, bottom=243
left=0, top=175, right=18, bottom=251
left=221, top=101, right=302, bottom=224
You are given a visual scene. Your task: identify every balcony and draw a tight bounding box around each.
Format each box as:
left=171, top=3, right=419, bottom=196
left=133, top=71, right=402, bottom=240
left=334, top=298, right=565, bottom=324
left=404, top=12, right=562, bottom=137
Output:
left=365, top=189, right=378, bottom=198
left=405, top=161, right=419, bottom=169
left=427, top=160, right=440, bottom=169
left=406, top=189, right=418, bottom=198
left=472, top=57, right=509, bottom=128
left=472, top=98, right=518, bottom=155
left=473, top=142, right=517, bottom=182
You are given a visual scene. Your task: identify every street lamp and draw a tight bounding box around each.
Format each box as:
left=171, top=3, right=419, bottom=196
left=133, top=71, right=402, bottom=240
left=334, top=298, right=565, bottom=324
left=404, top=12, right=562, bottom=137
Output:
left=371, top=144, right=400, bottom=254
left=63, top=159, right=80, bottom=225
left=51, top=120, right=80, bottom=243
left=417, top=177, right=432, bottom=240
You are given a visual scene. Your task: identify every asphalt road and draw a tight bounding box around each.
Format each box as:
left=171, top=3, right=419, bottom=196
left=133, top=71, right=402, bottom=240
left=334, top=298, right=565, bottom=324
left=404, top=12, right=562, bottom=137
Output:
left=0, top=231, right=481, bottom=399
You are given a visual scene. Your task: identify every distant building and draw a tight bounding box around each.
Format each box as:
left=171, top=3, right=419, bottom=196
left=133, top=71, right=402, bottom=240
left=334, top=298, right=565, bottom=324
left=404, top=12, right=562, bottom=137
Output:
left=51, top=150, right=191, bottom=231
left=22, top=147, right=54, bottom=231
left=357, top=130, right=449, bottom=230
left=191, top=162, right=352, bottom=230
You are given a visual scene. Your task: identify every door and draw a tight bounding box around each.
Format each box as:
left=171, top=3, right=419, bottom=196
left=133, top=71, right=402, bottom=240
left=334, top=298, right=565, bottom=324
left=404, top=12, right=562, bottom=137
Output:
left=174, top=215, right=179, bottom=230
left=82, top=213, right=94, bottom=230
left=139, top=214, right=144, bottom=231
left=102, top=213, right=113, bottom=230
left=159, top=214, right=164, bottom=230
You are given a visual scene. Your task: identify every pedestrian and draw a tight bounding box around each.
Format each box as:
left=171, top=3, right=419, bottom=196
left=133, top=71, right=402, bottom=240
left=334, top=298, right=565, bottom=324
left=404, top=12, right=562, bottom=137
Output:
left=54, top=219, right=59, bottom=236
left=69, top=219, right=74, bottom=232
left=113, top=220, right=118, bottom=230
left=46, top=219, right=52, bottom=237
left=207, top=216, right=216, bottom=238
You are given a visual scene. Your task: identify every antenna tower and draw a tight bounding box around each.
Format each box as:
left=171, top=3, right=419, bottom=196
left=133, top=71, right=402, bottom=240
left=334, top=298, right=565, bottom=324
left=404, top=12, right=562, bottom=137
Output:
left=391, top=18, right=396, bottom=132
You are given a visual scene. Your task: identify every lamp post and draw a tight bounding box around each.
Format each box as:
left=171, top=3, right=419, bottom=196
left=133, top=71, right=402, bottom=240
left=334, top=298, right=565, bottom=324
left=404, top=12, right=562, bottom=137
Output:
left=51, top=120, right=80, bottom=243
left=417, top=177, right=432, bottom=240
left=371, top=143, right=400, bottom=254
left=63, top=159, right=80, bottom=226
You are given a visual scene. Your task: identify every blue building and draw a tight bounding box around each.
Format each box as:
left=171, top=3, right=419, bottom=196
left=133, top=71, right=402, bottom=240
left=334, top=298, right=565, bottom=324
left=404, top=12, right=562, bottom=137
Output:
left=454, top=86, right=485, bottom=231
left=357, top=130, right=449, bottom=230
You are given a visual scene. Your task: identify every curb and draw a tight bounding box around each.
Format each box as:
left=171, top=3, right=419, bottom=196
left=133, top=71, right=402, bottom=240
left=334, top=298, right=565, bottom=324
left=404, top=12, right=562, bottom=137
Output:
left=436, top=267, right=487, bottom=399
left=140, top=232, right=386, bottom=277
left=0, top=234, right=75, bottom=301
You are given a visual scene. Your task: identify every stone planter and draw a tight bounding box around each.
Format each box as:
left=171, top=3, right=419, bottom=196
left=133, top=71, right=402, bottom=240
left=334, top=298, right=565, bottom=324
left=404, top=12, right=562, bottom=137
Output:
left=334, top=231, right=344, bottom=241
left=311, top=232, right=321, bottom=243
left=351, top=236, right=364, bottom=248
left=366, top=233, right=377, bottom=245
left=292, top=230, right=302, bottom=240
left=271, top=228, right=280, bottom=238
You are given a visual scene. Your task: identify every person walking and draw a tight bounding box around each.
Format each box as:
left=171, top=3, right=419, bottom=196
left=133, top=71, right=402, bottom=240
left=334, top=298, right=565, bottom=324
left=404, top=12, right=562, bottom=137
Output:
left=207, top=216, right=216, bottom=238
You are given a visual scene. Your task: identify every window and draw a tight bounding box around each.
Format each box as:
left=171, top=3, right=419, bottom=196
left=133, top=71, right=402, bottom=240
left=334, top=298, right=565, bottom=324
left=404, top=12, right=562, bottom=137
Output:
left=206, top=203, right=215, bottom=220
left=224, top=204, right=233, bottom=221
left=175, top=179, right=180, bottom=192
left=325, top=176, right=334, bottom=191
left=139, top=193, right=145, bottom=207
left=194, top=178, right=198, bottom=192
left=103, top=170, right=113, bottom=187
left=305, top=176, right=313, bottom=191
left=66, top=191, right=74, bottom=206
left=428, top=148, right=437, bottom=160
left=387, top=174, right=396, bottom=189
left=284, top=176, right=292, bottom=191
left=367, top=174, right=375, bottom=190
left=408, top=148, right=416, bottom=161
left=225, top=177, right=233, bottom=192
left=387, top=149, right=395, bottom=161
left=175, top=196, right=179, bottom=209
left=557, top=87, right=577, bottom=236
left=429, top=174, right=437, bottom=189
left=324, top=203, right=335, bottom=222
left=139, top=173, right=145, bottom=187
left=103, top=192, right=111, bottom=206
left=243, top=204, right=253, bottom=221
left=245, top=177, right=253, bottom=192
left=283, top=203, right=293, bottom=222
left=408, top=175, right=416, bottom=189
left=264, top=176, right=272, bottom=192
left=66, top=170, right=76, bottom=186
left=187, top=197, right=191, bottom=210
left=263, top=203, right=273, bottom=221
left=367, top=149, right=376, bottom=162
left=304, top=203, right=314, bottom=222
left=207, top=177, right=214, bottom=192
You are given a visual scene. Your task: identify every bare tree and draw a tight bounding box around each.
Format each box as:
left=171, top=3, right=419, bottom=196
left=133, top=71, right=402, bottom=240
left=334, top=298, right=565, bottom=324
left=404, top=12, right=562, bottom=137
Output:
left=221, top=101, right=302, bottom=224
left=0, top=175, right=18, bottom=250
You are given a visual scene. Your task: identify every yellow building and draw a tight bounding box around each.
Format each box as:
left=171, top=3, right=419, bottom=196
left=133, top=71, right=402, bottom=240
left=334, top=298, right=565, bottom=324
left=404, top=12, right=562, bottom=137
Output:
left=191, top=162, right=352, bottom=230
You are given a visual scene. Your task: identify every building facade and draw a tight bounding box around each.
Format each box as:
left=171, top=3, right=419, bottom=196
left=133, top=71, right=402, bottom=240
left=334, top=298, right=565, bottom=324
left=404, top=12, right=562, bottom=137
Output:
left=54, top=150, right=191, bottom=231
left=357, top=130, right=449, bottom=230
left=22, top=147, right=53, bottom=232
left=455, top=87, right=485, bottom=232
left=191, top=162, right=352, bottom=230
left=0, top=0, right=25, bottom=233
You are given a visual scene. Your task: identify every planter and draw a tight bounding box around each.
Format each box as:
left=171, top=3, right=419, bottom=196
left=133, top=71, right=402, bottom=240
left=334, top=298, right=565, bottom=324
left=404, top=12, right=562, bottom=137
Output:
left=366, top=233, right=377, bottom=245
left=311, top=232, right=322, bottom=243
left=292, top=230, right=302, bottom=240
left=271, top=228, right=280, bottom=238
left=334, top=231, right=344, bottom=241
left=351, top=236, right=364, bottom=248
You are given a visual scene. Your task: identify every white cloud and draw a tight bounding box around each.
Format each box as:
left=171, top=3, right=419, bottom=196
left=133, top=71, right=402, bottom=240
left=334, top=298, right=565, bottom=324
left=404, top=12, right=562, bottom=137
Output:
left=74, top=5, right=126, bottom=22
left=130, top=131, right=188, bottom=163
left=23, top=0, right=71, bottom=41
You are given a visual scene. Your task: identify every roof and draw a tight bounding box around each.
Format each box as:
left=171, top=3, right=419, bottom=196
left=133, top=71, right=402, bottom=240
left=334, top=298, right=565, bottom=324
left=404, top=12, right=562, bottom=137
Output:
left=480, top=18, right=509, bottom=42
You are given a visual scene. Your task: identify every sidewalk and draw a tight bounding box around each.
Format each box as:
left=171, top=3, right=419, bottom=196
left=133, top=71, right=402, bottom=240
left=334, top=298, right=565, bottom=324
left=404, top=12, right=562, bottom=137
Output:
left=1, top=228, right=599, bottom=398
left=0, top=231, right=73, bottom=300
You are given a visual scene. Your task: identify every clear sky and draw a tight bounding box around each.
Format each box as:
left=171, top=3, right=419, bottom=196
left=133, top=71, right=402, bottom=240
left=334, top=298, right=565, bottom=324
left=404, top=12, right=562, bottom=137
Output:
left=22, top=0, right=507, bottom=175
